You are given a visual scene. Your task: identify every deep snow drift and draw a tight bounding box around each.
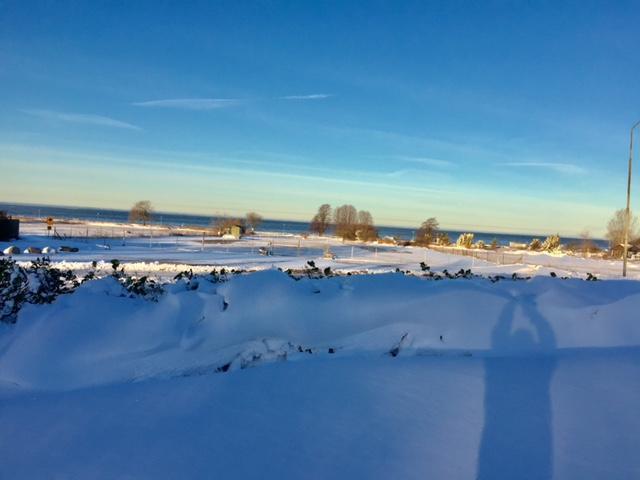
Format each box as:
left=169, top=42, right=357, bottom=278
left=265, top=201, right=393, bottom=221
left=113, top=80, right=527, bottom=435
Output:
left=1, top=271, right=639, bottom=479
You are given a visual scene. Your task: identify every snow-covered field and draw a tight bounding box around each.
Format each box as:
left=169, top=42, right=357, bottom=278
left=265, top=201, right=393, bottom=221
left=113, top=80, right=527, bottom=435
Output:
left=2, top=220, right=640, bottom=478
left=1, top=269, right=639, bottom=479
left=3, top=219, right=639, bottom=279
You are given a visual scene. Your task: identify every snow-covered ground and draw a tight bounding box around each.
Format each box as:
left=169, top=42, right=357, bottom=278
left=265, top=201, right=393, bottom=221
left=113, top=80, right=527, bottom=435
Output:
left=1, top=270, right=639, bottom=478
left=3, top=219, right=639, bottom=279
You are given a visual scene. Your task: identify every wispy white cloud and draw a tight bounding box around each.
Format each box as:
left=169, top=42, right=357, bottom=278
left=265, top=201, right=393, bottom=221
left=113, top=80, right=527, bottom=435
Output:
left=280, top=94, right=333, bottom=100
left=396, top=155, right=453, bottom=168
left=21, top=109, right=141, bottom=131
left=1, top=142, right=446, bottom=197
left=499, top=161, right=586, bottom=175
left=132, top=98, right=241, bottom=110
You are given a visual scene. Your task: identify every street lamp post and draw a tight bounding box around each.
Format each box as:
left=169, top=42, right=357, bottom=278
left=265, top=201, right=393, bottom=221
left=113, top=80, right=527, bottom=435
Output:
left=622, top=120, right=640, bottom=277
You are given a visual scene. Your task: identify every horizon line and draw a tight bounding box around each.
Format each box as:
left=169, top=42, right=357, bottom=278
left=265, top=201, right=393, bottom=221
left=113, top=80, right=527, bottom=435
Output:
left=0, top=199, right=606, bottom=240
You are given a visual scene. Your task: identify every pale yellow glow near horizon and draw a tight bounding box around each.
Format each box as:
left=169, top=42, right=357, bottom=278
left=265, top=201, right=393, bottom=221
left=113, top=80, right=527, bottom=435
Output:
left=0, top=146, right=620, bottom=237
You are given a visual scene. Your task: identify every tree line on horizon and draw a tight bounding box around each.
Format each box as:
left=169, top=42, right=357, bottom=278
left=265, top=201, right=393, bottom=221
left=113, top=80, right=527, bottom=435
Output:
left=128, top=200, right=264, bottom=236
left=307, top=203, right=640, bottom=258
left=309, top=204, right=377, bottom=241
left=128, top=200, right=640, bottom=258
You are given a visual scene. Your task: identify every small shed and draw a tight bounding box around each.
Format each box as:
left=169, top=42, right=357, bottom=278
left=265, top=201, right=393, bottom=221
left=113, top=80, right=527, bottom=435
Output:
left=225, top=224, right=246, bottom=239
left=0, top=211, right=19, bottom=241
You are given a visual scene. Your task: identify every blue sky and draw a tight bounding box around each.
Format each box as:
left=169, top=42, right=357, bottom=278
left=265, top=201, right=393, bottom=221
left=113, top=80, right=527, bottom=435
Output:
left=1, top=1, right=639, bottom=236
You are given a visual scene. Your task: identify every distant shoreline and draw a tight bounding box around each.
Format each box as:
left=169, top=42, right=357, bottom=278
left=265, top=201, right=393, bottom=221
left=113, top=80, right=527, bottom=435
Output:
left=0, top=201, right=608, bottom=247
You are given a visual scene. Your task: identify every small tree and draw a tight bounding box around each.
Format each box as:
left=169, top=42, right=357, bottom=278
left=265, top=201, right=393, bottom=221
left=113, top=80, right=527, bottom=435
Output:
left=580, top=230, right=590, bottom=253
left=606, top=209, right=639, bottom=257
left=490, top=238, right=499, bottom=250
left=310, top=204, right=332, bottom=236
left=245, top=212, right=263, bottom=232
left=437, top=232, right=452, bottom=246
left=415, top=217, right=439, bottom=246
left=578, top=230, right=600, bottom=256
left=542, top=234, right=561, bottom=251
left=456, top=233, right=474, bottom=248
left=129, top=201, right=153, bottom=225
left=334, top=204, right=358, bottom=240
left=529, top=238, right=542, bottom=250
left=356, top=210, right=378, bottom=241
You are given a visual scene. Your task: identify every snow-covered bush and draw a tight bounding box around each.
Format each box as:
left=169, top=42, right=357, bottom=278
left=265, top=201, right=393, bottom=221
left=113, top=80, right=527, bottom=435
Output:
left=475, top=240, right=486, bottom=249
left=1, top=258, right=79, bottom=323
left=436, top=233, right=452, bottom=246
left=110, top=259, right=164, bottom=301
left=121, top=275, right=163, bottom=300
left=529, top=238, right=542, bottom=250
left=0, top=257, right=171, bottom=323
left=171, top=269, right=229, bottom=292
left=456, top=233, right=474, bottom=248
left=542, top=234, right=561, bottom=251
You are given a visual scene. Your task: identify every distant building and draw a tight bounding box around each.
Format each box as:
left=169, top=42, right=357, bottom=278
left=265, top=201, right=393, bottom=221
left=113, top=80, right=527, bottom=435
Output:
left=629, top=244, right=640, bottom=259
left=0, top=211, right=19, bottom=241
left=222, top=224, right=246, bottom=239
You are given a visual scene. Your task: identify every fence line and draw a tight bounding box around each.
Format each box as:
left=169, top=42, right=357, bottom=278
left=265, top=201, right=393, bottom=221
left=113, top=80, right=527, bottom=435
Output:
left=426, top=245, right=633, bottom=277
left=427, top=245, right=525, bottom=265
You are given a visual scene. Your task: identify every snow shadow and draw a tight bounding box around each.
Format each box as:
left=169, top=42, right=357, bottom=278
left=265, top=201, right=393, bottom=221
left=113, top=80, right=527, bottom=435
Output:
left=477, top=295, right=557, bottom=480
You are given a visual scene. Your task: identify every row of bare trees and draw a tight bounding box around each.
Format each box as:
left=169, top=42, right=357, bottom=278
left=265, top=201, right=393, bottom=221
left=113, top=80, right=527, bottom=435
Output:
left=414, top=209, right=640, bottom=257
left=211, top=212, right=263, bottom=235
left=129, top=201, right=263, bottom=235
left=309, top=204, right=378, bottom=241
left=129, top=201, right=640, bottom=257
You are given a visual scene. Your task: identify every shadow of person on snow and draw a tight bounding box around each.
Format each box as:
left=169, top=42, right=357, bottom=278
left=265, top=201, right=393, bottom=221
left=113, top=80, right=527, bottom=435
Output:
left=477, top=294, right=557, bottom=480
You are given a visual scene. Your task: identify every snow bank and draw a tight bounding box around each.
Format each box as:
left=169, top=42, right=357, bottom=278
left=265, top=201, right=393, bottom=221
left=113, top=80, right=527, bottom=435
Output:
left=1, top=270, right=639, bottom=391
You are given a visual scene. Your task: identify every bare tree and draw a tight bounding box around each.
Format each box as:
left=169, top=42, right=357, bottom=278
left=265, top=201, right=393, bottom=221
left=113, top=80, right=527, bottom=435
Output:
left=310, top=204, right=332, bottom=236
left=578, top=230, right=600, bottom=256
left=606, top=209, right=639, bottom=257
left=356, top=210, right=378, bottom=241
left=415, top=217, right=439, bottom=245
left=245, top=212, right=263, bottom=232
left=334, top=204, right=358, bottom=240
left=129, top=200, right=154, bottom=225
left=357, top=210, right=373, bottom=226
